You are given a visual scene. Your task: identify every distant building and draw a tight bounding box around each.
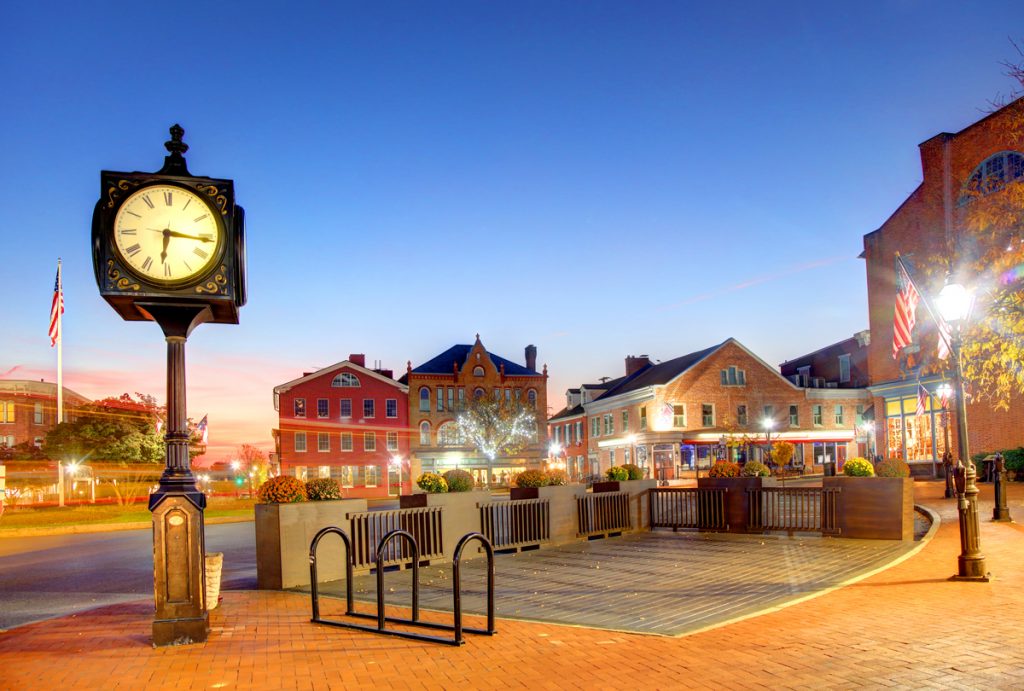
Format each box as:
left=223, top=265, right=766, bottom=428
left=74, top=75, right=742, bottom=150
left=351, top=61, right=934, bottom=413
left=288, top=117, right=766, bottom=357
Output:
left=547, top=377, right=625, bottom=481
left=780, top=331, right=870, bottom=390
left=861, top=97, right=1024, bottom=469
left=401, top=336, right=548, bottom=487
left=578, top=340, right=870, bottom=480
left=272, top=355, right=409, bottom=497
left=0, top=380, right=89, bottom=452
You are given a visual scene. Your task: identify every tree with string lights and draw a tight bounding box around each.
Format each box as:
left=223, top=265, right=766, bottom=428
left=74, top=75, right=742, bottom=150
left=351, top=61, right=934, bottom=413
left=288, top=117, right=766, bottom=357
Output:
left=456, top=395, right=539, bottom=461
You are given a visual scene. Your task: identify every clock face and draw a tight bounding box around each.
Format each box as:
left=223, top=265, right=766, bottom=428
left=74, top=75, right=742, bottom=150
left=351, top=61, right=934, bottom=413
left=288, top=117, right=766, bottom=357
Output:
left=113, top=184, right=224, bottom=285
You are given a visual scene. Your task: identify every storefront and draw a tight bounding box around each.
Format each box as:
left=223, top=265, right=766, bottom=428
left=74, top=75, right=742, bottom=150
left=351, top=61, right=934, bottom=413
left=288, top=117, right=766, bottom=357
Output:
left=870, top=380, right=951, bottom=474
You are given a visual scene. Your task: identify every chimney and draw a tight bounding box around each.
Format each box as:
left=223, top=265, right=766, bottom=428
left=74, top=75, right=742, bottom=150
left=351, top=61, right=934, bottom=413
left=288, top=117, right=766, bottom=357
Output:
left=525, top=344, right=537, bottom=371
left=374, top=368, right=394, bottom=380
left=625, top=354, right=652, bottom=376
left=349, top=353, right=366, bottom=367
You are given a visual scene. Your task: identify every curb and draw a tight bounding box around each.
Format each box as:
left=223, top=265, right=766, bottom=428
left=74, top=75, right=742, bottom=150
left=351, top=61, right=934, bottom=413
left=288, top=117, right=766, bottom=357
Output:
left=0, top=515, right=253, bottom=538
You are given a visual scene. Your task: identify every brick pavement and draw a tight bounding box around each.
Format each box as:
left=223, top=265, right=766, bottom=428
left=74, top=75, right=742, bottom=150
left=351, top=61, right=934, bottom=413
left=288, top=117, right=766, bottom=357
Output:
left=1, top=481, right=1023, bottom=690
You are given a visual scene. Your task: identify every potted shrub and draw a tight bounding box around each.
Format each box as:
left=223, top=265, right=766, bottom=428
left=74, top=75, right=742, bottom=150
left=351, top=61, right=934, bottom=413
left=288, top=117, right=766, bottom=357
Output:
left=843, top=457, right=875, bottom=477
left=874, top=458, right=910, bottom=478
left=620, top=463, right=645, bottom=480
left=442, top=469, right=474, bottom=492
left=257, top=476, right=308, bottom=504
left=545, top=469, right=569, bottom=486
left=741, top=460, right=770, bottom=478
left=305, top=477, right=342, bottom=501
left=511, top=468, right=548, bottom=499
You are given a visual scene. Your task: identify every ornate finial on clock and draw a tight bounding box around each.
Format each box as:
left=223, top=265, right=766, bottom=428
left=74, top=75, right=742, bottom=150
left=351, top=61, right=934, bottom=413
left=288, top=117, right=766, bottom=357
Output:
left=159, top=123, right=191, bottom=175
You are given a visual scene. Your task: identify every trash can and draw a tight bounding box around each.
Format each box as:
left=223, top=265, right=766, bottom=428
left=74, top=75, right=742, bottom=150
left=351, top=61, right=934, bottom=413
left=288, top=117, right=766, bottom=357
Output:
left=824, top=461, right=836, bottom=477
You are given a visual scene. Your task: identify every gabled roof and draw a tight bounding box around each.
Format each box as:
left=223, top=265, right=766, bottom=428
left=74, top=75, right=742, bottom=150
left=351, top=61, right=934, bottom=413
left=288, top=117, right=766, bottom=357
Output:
left=595, top=342, right=725, bottom=400
left=273, top=360, right=407, bottom=394
left=548, top=403, right=585, bottom=423
left=410, top=344, right=540, bottom=377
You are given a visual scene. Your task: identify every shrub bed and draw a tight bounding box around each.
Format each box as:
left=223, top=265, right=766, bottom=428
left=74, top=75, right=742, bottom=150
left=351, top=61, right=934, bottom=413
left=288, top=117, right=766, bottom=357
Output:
left=843, top=457, right=875, bottom=477
left=442, top=469, right=474, bottom=492
left=256, top=476, right=307, bottom=504
left=707, top=461, right=741, bottom=478
left=305, top=477, right=342, bottom=501
left=416, top=472, right=449, bottom=493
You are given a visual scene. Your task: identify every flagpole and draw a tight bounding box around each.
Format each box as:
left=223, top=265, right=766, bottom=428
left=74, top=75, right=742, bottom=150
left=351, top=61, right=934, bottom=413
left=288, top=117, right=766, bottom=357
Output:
left=56, top=258, right=63, bottom=425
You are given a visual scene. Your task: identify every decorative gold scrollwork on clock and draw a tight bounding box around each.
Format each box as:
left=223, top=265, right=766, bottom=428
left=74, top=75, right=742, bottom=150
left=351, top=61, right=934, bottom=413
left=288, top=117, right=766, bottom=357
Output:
left=195, top=184, right=229, bottom=215
left=195, top=266, right=229, bottom=295
left=105, top=179, right=139, bottom=209
left=106, top=259, right=141, bottom=291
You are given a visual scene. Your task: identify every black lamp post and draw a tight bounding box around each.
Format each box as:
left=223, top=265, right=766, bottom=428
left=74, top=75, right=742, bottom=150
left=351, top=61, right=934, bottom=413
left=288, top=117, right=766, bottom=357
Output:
left=936, top=279, right=989, bottom=581
left=936, top=382, right=955, bottom=499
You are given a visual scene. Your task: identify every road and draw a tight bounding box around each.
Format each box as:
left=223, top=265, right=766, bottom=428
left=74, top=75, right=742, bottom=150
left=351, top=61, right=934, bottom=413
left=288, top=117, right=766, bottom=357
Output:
left=0, top=522, right=255, bottom=631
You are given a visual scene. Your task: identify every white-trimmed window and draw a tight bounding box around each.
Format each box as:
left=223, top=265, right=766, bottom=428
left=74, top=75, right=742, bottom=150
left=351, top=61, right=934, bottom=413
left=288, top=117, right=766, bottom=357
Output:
left=0, top=401, right=14, bottom=423
left=591, top=417, right=600, bottom=437
left=789, top=405, right=799, bottom=426
left=458, top=388, right=466, bottom=409
left=609, top=448, right=615, bottom=466
left=317, top=432, right=330, bottom=452
left=295, top=431, right=307, bottom=452
left=365, top=465, right=379, bottom=487
left=527, top=389, right=537, bottom=408
left=419, top=387, right=430, bottom=412
left=295, top=466, right=308, bottom=481
left=363, top=399, right=375, bottom=418
left=737, top=404, right=748, bottom=426
left=341, top=433, right=353, bottom=452
left=332, top=373, right=360, bottom=387
left=340, top=466, right=355, bottom=488
left=294, top=398, right=306, bottom=418
left=386, top=399, right=398, bottom=418
left=473, top=366, right=485, bottom=377
left=720, top=366, right=746, bottom=386
left=621, top=410, right=629, bottom=432
left=640, top=406, right=647, bottom=430
left=813, top=405, right=823, bottom=426
left=317, top=399, right=329, bottom=419
left=603, top=414, right=613, bottom=435
left=959, top=150, right=1024, bottom=205
left=364, top=432, right=376, bottom=452
left=673, top=405, right=686, bottom=428
left=553, top=426, right=561, bottom=444
left=437, top=388, right=444, bottom=412
left=438, top=422, right=460, bottom=446
left=419, top=421, right=430, bottom=445
left=701, top=404, right=714, bottom=427
left=34, top=402, right=43, bottom=424
left=340, top=398, right=352, bottom=418
left=447, top=388, right=455, bottom=410
left=575, top=421, right=583, bottom=441
left=835, top=405, right=845, bottom=426
left=763, top=405, right=774, bottom=422
left=318, top=465, right=331, bottom=479
left=386, top=431, right=398, bottom=451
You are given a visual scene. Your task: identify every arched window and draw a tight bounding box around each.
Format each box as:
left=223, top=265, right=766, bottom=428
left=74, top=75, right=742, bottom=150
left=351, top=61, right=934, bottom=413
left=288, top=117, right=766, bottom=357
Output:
left=419, top=387, right=430, bottom=412
left=527, top=389, right=537, bottom=408
left=438, top=421, right=461, bottom=446
left=473, top=387, right=485, bottom=399
left=473, top=366, right=485, bottom=377
left=332, top=372, right=360, bottom=388
left=959, top=151, right=1024, bottom=205
left=419, top=421, right=431, bottom=446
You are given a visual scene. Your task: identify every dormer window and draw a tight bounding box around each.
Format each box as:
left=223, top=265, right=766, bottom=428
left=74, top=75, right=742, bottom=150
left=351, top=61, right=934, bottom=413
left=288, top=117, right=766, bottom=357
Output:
left=720, top=366, right=746, bottom=386
left=332, top=372, right=360, bottom=387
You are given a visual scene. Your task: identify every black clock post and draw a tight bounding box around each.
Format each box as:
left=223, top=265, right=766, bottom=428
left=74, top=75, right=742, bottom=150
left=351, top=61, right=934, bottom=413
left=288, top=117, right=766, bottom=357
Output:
left=92, top=125, right=246, bottom=646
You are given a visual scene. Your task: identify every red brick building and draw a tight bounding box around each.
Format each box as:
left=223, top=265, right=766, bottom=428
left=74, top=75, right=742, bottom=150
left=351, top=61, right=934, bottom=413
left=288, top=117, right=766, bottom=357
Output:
left=0, top=380, right=89, bottom=452
left=273, top=355, right=410, bottom=497
left=780, top=331, right=871, bottom=390
left=581, top=340, right=870, bottom=480
left=401, top=336, right=548, bottom=487
left=861, top=97, right=1024, bottom=469
left=548, top=380, right=624, bottom=481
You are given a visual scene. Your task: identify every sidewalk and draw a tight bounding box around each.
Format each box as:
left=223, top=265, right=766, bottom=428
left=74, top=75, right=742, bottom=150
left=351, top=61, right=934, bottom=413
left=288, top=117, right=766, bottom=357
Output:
left=1, top=482, right=1022, bottom=690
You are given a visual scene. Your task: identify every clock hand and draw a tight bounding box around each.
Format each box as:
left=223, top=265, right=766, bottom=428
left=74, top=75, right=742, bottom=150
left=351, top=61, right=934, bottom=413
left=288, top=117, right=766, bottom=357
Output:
left=160, top=229, right=169, bottom=264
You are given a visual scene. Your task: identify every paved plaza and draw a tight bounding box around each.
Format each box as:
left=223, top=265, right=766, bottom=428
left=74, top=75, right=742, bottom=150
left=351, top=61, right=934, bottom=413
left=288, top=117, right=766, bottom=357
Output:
left=1, top=481, right=1023, bottom=689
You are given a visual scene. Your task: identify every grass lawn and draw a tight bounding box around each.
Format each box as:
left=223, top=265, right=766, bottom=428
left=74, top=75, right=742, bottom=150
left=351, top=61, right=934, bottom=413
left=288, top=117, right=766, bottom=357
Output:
left=0, top=496, right=255, bottom=531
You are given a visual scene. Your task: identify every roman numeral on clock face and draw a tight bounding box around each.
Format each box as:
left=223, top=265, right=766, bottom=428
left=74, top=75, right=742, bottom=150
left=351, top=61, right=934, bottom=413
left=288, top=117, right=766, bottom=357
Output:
left=193, top=247, right=209, bottom=259
left=163, top=191, right=173, bottom=206
left=141, top=256, right=153, bottom=271
left=142, top=195, right=155, bottom=209
left=164, top=263, right=172, bottom=277
left=120, top=229, right=137, bottom=235
left=125, top=243, right=141, bottom=257
left=193, top=213, right=208, bottom=223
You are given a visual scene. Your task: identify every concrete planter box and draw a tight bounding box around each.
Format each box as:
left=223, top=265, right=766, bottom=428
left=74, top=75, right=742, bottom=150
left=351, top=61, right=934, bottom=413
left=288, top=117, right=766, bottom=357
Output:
left=697, top=477, right=762, bottom=532
left=616, top=479, right=657, bottom=531
left=824, top=476, right=914, bottom=540
left=400, top=490, right=488, bottom=560
left=255, top=498, right=367, bottom=590
left=538, top=483, right=587, bottom=544
left=509, top=487, right=539, bottom=500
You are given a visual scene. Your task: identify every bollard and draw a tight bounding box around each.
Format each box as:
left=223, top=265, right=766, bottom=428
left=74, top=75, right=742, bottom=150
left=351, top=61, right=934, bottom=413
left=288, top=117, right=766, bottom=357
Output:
left=992, top=453, right=1011, bottom=522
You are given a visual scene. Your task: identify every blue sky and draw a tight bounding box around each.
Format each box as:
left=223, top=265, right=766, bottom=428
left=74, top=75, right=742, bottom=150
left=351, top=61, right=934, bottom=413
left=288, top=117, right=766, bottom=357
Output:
left=2, top=2, right=1022, bottom=459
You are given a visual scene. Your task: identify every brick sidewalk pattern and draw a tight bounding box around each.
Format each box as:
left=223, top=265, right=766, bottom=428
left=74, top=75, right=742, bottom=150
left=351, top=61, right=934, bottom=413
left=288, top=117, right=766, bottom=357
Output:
left=2, top=482, right=1023, bottom=690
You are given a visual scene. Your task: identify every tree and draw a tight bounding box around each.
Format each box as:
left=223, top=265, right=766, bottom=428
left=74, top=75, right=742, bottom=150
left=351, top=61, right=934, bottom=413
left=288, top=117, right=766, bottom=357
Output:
left=237, top=443, right=271, bottom=488
left=456, top=395, right=539, bottom=461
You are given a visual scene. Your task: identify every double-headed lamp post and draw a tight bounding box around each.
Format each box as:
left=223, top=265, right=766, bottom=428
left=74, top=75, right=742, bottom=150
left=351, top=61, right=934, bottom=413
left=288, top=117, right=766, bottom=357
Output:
left=936, top=279, right=988, bottom=581
left=936, top=382, right=955, bottom=499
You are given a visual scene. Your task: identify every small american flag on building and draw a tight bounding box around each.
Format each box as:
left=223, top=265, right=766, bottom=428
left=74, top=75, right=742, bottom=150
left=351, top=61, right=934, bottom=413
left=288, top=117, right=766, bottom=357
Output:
left=196, top=415, right=209, bottom=444
left=48, top=263, right=64, bottom=347
left=892, top=257, right=920, bottom=360
left=916, top=383, right=929, bottom=418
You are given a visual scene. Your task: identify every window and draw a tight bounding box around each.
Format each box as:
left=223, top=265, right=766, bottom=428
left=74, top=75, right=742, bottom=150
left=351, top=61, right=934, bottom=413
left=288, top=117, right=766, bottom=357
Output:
left=737, top=405, right=747, bottom=426
left=364, top=432, right=376, bottom=451
left=339, top=466, right=355, bottom=488
left=438, top=422, right=460, bottom=446
left=295, top=466, right=308, bottom=482
left=527, top=389, right=537, bottom=408
left=0, top=401, right=14, bottom=423
left=564, top=423, right=572, bottom=445
left=789, top=405, right=799, bottom=426
left=797, top=366, right=810, bottom=387
left=553, top=426, right=561, bottom=444
left=458, top=388, right=465, bottom=409
left=436, top=388, right=444, bottom=412
left=317, top=432, right=330, bottom=452
left=419, top=421, right=430, bottom=445
left=365, top=465, right=379, bottom=488
left=318, top=465, right=331, bottom=479
left=505, top=388, right=512, bottom=403
left=762, top=405, right=774, bottom=422
left=603, top=414, right=613, bottom=435
left=33, top=402, right=43, bottom=424
left=673, top=405, right=686, bottom=428
left=720, top=366, right=746, bottom=386
left=419, top=387, right=430, bottom=412
left=386, top=431, right=398, bottom=451
left=959, top=151, right=1024, bottom=205
left=332, top=372, right=360, bottom=387
left=622, top=410, right=629, bottom=432
left=575, top=421, right=583, bottom=441
left=447, top=387, right=454, bottom=411
left=701, top=404, right=714, bottom=427
left=640, top=406, right=647, bottom=430
left=838, top=354, right=851, bottom=383
left=341, top=433, right=353, bottom=451
left=856, top=404, right=865, bottom=426
left=364, top=399, right=375, bottom=418
left=835, top=405, right=845, bottom=426
left=609, top=449, right=615, bottom=466
left=813, top=405, right=823, bottom=426
left=294, top=431, right=307, bottom=452
left=623, top=448, right=631, bottom=465
left=386, top=399, right=398, bottom=418
left=317, top=399, right=328, bottom=419
left=473, top=387, right=485, bottom=399
left=294, top=398, right=306, bottom=417
left=340, top=398, right=352, bottom=418
left=473, top=366, right=485, bottom=377
left=591, top=417, right=600, bottom=437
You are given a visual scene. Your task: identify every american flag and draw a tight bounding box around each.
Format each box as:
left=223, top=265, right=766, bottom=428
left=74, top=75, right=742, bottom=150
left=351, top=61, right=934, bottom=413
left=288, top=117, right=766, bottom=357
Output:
left=48, top=263, right=64, bottom=347
left=196, top=415, right=209, bottom=444
left=916, top=383, right=929, bottom=418
left=936, top=316, right=952, bottom=360
left=892, top=257, right=920, bottom=360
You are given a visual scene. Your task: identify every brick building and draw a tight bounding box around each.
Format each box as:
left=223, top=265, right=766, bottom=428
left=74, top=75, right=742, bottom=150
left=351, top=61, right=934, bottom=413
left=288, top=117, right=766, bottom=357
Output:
left=579, top=340, right=870, bottom=480
left=780, top=331, right=871, bottom=390
left=401, top=336, right=548, bottom=487
left=0, top=380, right=89, bottom=452
left=861, top=97, right=1024, bottom=470
left=272, top=355, right=409, bottom=497
left=547, top=380, right=622, bottom=481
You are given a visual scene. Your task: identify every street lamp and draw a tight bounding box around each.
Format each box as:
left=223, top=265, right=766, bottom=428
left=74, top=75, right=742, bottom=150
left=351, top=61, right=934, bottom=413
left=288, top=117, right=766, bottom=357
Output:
left=761, top=418, right=775, bottom=471
left=389, top=455, right=403, bottom=497
left=858, top=420, right=876, bottom=462
left=936, top=278, right=988, bottom=581
left=936, top=382, right=955, bottom=499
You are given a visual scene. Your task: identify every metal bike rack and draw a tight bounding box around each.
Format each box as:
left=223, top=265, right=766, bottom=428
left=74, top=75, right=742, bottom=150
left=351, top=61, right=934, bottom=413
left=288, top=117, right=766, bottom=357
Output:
left=309, top=527, right=497, bottom=646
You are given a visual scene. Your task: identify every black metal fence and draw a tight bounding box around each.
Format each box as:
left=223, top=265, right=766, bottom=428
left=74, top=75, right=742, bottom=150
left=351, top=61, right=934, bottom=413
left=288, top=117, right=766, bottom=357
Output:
left=648, top=488, right=727, bottom=530
left=478, top=498, right=550, bottom=550
left=577, top=491, right=631, bottom=537
left=347, top=507, right=444, bottom=569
